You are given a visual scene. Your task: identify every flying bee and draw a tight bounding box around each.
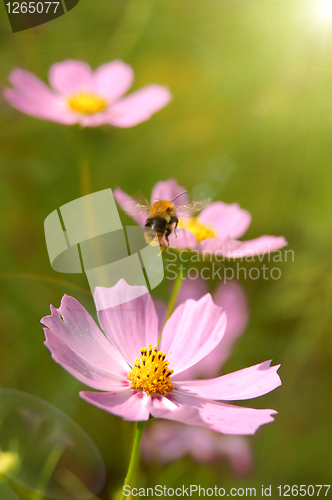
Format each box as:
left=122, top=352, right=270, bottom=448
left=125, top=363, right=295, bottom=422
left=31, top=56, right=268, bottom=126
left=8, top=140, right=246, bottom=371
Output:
left=133, top=191, right=210, bottom=249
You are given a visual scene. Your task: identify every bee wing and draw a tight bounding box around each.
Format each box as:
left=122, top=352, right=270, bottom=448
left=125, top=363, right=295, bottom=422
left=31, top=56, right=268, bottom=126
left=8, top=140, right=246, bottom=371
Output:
left=175, top=198, right=211, bottom=217
left=125, top=192, right=151, bottom=215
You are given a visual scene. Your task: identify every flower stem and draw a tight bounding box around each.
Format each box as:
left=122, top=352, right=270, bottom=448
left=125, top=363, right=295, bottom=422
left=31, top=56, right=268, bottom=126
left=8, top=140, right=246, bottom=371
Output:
left=118, top=421, right=145, bottom=500
left=165, top=267, right=184, bottom=321
left=66, top=126, right=93, bottom=196
left=80, top=158, right=92, bottom=197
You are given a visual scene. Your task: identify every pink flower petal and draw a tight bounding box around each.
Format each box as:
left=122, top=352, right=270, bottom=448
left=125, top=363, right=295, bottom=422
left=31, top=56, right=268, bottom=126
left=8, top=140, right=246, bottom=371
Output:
left=41, top=295, right=129, bottom=377
left=94, top=281, right=150, bottom=311
left=197, top=280, right=250, bottom=371
left=4, top=69, right=78, bottom=124
left=197, top=400, right=277, bottom=435
left=96, top=280, right=159, bottom=366
left=49, top=60, right=93, bottom=95
left=190, top=432, right=253, bottom=473
left=80, top=390, right=150, bottom=421
left=198, top=235, right=288, bottom=257
left=4, top=89, right=78, bottom=124
left=226, top=235, right=288, bottom=257
left=199, top=202, right=251, bottom=239
left=150, top=392, right=277, bottom=435
left=8, top=68, right=56, bottom=101
left=142, top=422, right=218, bottom=463
left=159, top=294, right=227, bottom=376
left=113, top=187, right=146, bottom=226
left=172, top=277, right=211, bottom=380
left=157, top=279, right=249, bottom=382
left=108, top=85, right=172, bottom=128
left=141, top=421, right=219, bottom=463
left=197, top=236, right=237, bottom=255
left=141, top=421, right=192, bottom=463
left=215, top=436, right=253, bottom=475
left=169, top=278, right=211, bottom=381
left=168, top=227, right=198, bottom=249
left=44, top=329, right=130, bottom=391
left=94, top=60, right=134, bottom=102
left=173, top=280, right=249, bottom=380
left=213, top=280, right=250, bottom=345
left=174, top=361, right=281, bottom=400
left=151, top=179, right=188, bottom=205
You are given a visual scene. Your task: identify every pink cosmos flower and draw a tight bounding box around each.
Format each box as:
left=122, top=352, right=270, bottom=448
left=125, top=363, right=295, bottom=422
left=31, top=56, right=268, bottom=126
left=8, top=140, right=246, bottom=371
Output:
left=142, top=279, right=253, bottom=472
left=41, top=279, right=281, bottom=435
left=4, top=60, right=171, bottom=127
left=114, top=179, right=287, bottom=257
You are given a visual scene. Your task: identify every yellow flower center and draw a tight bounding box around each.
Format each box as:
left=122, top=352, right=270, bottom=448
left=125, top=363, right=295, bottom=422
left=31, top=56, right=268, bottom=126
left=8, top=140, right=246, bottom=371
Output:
left=67, top=92, right=107, bottom=115
left=127, top=344, right=174, bottom=396
left=178, top=217, right=217, bottom=243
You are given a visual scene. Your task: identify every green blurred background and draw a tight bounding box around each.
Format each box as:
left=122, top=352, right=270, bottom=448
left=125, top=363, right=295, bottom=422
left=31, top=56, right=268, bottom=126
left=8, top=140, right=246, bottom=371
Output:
left=0, top=0, right=331, bottom=498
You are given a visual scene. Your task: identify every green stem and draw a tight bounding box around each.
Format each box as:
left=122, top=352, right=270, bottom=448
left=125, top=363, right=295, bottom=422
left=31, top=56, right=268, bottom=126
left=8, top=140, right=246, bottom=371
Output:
left=65, top=126, right=93, bottom=197
left=165, top=267, right=184, bottom=322
left=118, top=422, right=145, bottom=500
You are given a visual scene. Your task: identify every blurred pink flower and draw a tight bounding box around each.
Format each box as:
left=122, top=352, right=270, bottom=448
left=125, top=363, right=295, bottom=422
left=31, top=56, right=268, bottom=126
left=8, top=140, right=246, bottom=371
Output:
left=41, top=279, right=281, bottom=435
left=143, top=279, right=254, bottom=471
left=4, top=60, right=171, bottom=127
left=114, top=179, right=287, bottom=257
left=141, top=422, right=253, bottom=475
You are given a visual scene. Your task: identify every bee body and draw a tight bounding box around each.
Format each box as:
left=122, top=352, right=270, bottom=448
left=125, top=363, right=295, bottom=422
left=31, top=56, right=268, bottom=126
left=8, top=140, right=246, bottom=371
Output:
left=125, top=190, right=210, bottom=250
left=144, top=201, right=178, bottom=247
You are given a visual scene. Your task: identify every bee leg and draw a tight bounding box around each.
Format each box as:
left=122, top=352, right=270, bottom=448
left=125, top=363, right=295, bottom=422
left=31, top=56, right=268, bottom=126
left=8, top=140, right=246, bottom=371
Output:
left=164, top=226, right=173, bottom=246
left=174, top=222, right=178, bottom=238
left=170, top=216, right=179, bottom=238
left=157, top=233, right=165, bottom=253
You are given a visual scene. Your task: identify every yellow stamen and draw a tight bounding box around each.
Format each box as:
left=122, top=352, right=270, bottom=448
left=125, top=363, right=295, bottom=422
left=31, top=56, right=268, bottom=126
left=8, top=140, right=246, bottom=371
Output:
left=127, top=344, right=174, bottom=396
left=67, top=92, right=107, bottom=115
left=178, top=217, right=217, bottom=243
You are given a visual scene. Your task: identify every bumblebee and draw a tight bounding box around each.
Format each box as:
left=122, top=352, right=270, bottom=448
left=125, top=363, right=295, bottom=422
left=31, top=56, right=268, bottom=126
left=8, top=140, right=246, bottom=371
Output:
left=135, top=191, right=210, bottom=249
